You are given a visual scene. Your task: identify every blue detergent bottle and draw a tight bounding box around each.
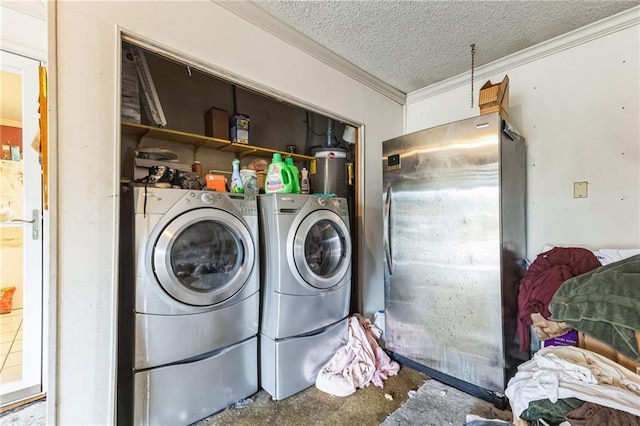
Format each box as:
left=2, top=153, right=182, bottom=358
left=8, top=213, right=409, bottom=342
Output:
left=285, top=157, right=300, bottom=194
left=265, top=153, right=293, bottom=194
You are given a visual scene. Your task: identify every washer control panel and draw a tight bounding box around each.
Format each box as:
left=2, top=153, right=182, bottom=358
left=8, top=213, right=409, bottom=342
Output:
left=229, top=194, right=257, bottom=216
left=200, top=192, right=214, bottom=204
left=179, top=191, right=257, bottom=216
left=233, top=202, right=257, bottom=216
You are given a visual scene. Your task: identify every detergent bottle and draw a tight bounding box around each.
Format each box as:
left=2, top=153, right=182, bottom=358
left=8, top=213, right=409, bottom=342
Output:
left=285, top=157, right=300, bottom=194
left=300, top=168, right=310, bottom=194
left=265, top=153, right=293, bottom=194
left=230, top=158, right=244, bottom=193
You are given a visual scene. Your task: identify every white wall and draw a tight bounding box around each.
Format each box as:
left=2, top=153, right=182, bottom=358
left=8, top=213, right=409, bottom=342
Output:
left=52, top=1, right=401, bottom=423
left=361, top=87, right=403, bottom=314
left=406, top=11, right=640, bottom=260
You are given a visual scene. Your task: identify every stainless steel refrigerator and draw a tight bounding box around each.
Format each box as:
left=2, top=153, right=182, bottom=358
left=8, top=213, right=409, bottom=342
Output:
left=382, top=112, right=527, bottom=404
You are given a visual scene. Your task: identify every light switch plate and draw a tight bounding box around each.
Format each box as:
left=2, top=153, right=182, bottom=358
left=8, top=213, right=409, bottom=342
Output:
left=574, top=181, right=588, bottom=198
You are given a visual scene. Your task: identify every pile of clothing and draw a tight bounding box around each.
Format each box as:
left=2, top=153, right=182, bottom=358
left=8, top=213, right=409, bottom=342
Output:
left=510, top=248, right=640, bottom=424
left=506, top=346, right=640, bottom=425
left=549, top=254, right=640, bottom=361
left=517, top=247, right=602, bottom=353
left=315, top=314, right=399, bottom=397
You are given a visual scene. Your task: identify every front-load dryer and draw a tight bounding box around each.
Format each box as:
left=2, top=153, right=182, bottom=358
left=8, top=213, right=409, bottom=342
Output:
left=131, top=187, right=259, bottom=425
left=258, top=193, right=351, bottom=400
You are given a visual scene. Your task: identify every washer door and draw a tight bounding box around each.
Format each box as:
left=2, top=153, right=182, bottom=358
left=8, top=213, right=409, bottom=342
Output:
left=292, top=210, right=351, bottom=289
left=153, top=208, right=255, bottom=306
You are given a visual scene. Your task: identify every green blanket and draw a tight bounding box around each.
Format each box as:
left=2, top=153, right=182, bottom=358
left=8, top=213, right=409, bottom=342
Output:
left=520, top=398, right=585, bottom=425
left=549, top=254, right=640, bottom=360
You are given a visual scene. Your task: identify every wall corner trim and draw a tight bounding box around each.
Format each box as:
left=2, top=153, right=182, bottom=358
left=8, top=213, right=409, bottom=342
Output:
left=214, top=0, right=407, bottom=105
left=406, top=5, right=640, bottom=105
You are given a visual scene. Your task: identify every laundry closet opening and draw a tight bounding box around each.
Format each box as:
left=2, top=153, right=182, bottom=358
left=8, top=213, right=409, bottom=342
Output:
left=117, top=35, right=360, bottom=425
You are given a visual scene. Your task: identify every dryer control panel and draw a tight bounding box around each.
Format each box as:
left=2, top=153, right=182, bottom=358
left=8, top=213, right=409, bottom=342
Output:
left=319, top=196, right=348, bottom=217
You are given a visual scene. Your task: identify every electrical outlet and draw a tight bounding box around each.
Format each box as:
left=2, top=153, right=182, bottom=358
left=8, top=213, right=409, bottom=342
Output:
left=574, top=181, right=588, bottom=198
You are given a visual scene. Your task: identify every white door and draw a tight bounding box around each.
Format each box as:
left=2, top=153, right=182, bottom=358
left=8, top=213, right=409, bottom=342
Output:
left=0, top=49, right=44, bottom=406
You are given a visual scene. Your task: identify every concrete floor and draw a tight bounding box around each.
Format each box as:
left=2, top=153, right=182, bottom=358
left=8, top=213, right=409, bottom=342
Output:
left=195, top=367, right=427, bottom=426
left=0, top=365, right=514, bottom=425
left=194, top=366, right=514, bottom=426
left=0, top=398, right=45, bottom=425
left=382, top=376, right=514, bottom=425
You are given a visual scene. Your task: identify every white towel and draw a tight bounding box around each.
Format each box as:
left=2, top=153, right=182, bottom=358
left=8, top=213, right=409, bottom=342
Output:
left=505, top=346, right=640, bottom=418
left=316, top=315, right=399, bottom=397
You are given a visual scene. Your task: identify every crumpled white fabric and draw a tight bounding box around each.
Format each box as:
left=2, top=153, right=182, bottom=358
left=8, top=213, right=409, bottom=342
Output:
left=316, top=315, right=399, bottom=397
left=592, top=248, right=640, bottom=265
left=505, top=345, right=640, bottom=418
left=541, top=244, right=640, bottom=266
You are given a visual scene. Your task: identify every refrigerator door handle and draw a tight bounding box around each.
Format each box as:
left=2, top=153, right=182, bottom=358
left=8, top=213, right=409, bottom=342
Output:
left=384, top=186, right=394, bottom=275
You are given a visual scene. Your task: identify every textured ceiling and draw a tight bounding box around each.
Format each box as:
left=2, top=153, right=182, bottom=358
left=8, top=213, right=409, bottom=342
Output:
left=253, top=1, right=639, bottom=94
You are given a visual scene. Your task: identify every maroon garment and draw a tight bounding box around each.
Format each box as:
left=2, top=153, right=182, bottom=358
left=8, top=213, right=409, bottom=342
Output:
left=517, top=247, right=601, bottom=352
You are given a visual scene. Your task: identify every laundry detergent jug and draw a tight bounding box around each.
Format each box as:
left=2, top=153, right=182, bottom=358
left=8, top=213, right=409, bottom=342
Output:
left=265, top=153, right=293, bottom=194
left=284, top=157, right=300, bottom=194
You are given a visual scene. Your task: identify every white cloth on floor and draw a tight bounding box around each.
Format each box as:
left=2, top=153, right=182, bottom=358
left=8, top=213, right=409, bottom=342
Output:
left=316, top=315, right=399, bottom=397
left=592, top=248, right=640, bottom=265
left=541, top=244, right=640, bottom=266
left=505, top=346, right=640, bottom=418
left=465, top=414, right=513, bottom=424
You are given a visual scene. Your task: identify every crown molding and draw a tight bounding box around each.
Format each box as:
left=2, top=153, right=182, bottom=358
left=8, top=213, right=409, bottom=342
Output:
left=214, top=1, right=406, bottom=105
left=1, top=2, right=47, bottom=21
left=407, top=5, right=640, bottom=105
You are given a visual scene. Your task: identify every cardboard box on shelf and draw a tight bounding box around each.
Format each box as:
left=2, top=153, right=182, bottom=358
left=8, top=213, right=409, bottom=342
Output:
left=578, top=331, right=640, bottom=375
left=204, top=107, right=229, bottom=140
left=479, top=75, right=509, bottom=118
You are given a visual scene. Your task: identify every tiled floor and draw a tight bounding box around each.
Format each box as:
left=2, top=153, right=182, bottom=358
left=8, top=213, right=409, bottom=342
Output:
left=0, top=308, right=22, bottom=384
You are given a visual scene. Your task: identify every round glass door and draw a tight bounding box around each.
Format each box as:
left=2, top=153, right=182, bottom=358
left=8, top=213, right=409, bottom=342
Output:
left=293, top=211, right=351, bottom=289
left=153, top=209, right=255, bottom=306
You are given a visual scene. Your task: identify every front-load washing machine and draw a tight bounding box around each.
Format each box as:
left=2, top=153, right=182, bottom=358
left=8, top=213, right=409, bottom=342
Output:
left=131, top=187, right=259, bottom=425
left=259, top=194, right=351, bottom=400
